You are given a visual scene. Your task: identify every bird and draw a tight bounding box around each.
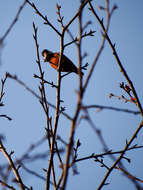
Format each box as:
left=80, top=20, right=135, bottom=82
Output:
left=42, top=49, right=84, bottom=76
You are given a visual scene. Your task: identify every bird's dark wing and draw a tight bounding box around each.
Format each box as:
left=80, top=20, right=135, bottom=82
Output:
left=61, top=55, right=78, bottom=74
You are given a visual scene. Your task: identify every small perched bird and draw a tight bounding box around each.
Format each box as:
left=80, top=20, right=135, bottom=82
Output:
left=42, top=49, right=84, bottom=75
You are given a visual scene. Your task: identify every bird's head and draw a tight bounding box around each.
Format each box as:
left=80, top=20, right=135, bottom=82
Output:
left=42, top=49, right=53, bottom=62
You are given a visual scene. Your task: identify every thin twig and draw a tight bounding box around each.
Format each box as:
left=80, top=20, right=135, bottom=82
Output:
left=34, top=74, right=57, bottom=88
left=22, top=164, right=46, bottom=181
left=0, top=141, right=26, bottom=190
left=82, top=0, right=112, bottom=94
left=97, top=120, right=143, bottom=190
left=82, top=104, right=140, bottom=115
left=75, top=145, right=143, bottom=163
left=83, top=105, right=141, bottom=188
left=117, top=167, right=143, bottom=183
left=0, top=73, right=12, bottom=120
left=0, top=73, right=8, bottom=102
left=0, top=114, right=12, bottom=120
left=63, top=0, right=92, bottom=33
left=0, top=180, right=16, bottom=190
left=0, top=136, right=48, bottom=173
left=6, top=73, right=72, bottom=120
left=64, top=30, right=95, bottom=48
left=0, top=1, right=26, bottom=42
left=33, top=22, right=50, bottom=119
left=55, top=171, right=64, bottom=190
left=88, top=1, right=143, bottom=116
left=25, top=0, right=61, bottom=36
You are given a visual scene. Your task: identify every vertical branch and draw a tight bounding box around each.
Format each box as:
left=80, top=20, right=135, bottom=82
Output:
left=45, top=27, right=64, bottom=190
left=33, top=23, right=55, bottom=189
left=33, top=23, right=50, bottom=129
left=61, top=3, right=85, bottom=190
left=61, top=91, right=82, bottom=190
left=77, top=7, right=83, bottom=94
left=44, top=2, right=90, bottom=188
left=33, top=22, right=50, bottom=122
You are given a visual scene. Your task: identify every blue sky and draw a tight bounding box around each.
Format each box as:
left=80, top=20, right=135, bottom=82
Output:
left=0, top=0, right=143, bottom=189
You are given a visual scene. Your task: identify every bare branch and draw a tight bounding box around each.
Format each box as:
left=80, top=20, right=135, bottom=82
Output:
left=22, top=164, right=46, bottom=181
left=0, top=141, right=26, bottom=190
left=88, top=1, right=143, bottom=116
left=0, top=1, right=26, bottom=43
left=97, top=120, right=143, bottom=190
left=33, top=74, right=57, bottom=88
left=75, top=145, right=143, bottom=163
left=0, top=73, right=8, bottom=103
left=117, top=167, right=143, bottom=183
left=0, top=114, right=12, bottom=121
left=25, top=0, right=61, bottom=36
left=82, top=104, right=140, bottom=115
left=6, top=73, right=72, bottom=120
left=0, top=180, right=16, bottom=190
left=0, top=73, right=12, bottom=120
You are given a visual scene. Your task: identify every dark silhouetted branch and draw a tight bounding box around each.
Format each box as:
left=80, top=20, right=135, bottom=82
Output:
left=82, top=104, right=140, bottom=115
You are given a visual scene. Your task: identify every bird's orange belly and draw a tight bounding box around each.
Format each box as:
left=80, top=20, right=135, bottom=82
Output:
left=50, top=54, right=59, bottom=70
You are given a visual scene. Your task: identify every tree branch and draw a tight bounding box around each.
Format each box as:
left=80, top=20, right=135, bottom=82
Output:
left=0, top=1, right=26, bottom=43
left=0, top=141, right=26, bottom=190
